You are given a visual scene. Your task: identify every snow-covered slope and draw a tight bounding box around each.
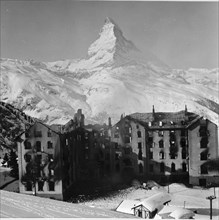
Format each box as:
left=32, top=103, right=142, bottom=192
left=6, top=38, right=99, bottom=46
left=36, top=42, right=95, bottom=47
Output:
left=1, top=17, right=218, bottom=125
left=0, top=190, right=134, bottom=218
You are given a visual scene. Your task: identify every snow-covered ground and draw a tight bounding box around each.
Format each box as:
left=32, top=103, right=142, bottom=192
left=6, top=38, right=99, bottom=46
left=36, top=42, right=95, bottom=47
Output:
left=0, top=190, right=136, bottom=218
left=83, top=184, right=219, bottom=219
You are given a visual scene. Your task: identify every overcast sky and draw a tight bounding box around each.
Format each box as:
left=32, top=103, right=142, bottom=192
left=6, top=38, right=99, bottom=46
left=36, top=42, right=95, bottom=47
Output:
left=1, top=1, right=218, bottom=69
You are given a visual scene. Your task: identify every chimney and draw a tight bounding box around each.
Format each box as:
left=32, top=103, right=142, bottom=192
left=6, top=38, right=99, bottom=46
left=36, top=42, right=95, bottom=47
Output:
left=108, top=117, right=112, bottom=127
left=185, top=105, right=188, bottom=115
left=152, top=105, right=155, bottom=114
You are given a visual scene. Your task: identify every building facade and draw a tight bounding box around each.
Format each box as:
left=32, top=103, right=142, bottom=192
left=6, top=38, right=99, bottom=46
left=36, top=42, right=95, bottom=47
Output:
left=188, top=117, right=219, bottom=186
left=17, top=109, right=113, bottom=200
left=17, top=121, right=64, bottom=200
left=110, top=107, right=219, bottom=186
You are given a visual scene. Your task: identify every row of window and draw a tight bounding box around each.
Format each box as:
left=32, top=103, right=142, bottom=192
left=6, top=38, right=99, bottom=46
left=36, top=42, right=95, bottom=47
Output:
left=24, top=152, right=53, bottom=162
left=149, top=150, right=187, bottom=160
left=114, top=129, right=187, bottom=139
left=149, top=162, right=187, bottom=173
left=26, top=130, right=53, bottom=138
left=24, top=141, right=53, bottom=150
left=25, top=181, right=55, bottom=191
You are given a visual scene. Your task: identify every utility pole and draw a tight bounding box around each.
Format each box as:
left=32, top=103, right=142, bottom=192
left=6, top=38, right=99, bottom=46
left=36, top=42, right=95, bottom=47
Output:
left=206, top=195, right=216, bottom=220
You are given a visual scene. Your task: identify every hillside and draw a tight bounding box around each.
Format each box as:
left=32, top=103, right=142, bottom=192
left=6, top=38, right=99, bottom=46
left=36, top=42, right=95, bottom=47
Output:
left=0, top=17, right=218, bottom=125
left=0, top=190, right=134, bottom=218
left=0, top=102, right=34, bottom=149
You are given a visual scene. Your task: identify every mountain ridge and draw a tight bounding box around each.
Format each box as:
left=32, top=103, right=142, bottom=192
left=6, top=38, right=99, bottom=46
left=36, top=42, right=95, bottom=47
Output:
left=0, top=18, right=218, bottom=125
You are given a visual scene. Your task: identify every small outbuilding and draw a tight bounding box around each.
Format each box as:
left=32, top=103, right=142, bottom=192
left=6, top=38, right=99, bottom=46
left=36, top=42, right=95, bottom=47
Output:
left=132, top=192, right=171, bottom=219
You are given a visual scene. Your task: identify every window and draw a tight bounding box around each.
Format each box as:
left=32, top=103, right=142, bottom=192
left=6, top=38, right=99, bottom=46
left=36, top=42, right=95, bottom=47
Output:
left=114, top=132, right=119, bottom=138
left=125, top=127, right=130, bottom=134
left=170, top=154, right=177, bottom=159
left=181, top=130, right=186, bottom=136
left=149, top=152, right=153, bottom=159
left=158, top=131, right=164, bottom=137
left=85, top=132, right=89, bottom=139
left=115, top=143, right=119, bottom=149
left=148, top=137, right=153, bottom=143
left=200, top=137, right=208, bottom=148
left=159, top=121, right=163, bottom=127
left=199, top=127, right=208, bottom=137
left=138, top=142, right=142, bottom=149
left=181, top=138, right=186, bottom=148
left=36, top=141, right=41, bottom=152
left=200, top=151, right=208, bottom=160
left=115, top=153, right=120, bottom=160
left=182, top=148, right=187, bottom=159
left=36, top=154, right=42, bottom=164
left=139, top=163, right=143, bottom=173
left=47, top=130, right=52, bottom=137
left=25, top=181, right=32, bottom=191
left=24, top=141, right=31, bottom=149
left=160, top=162, right=165, bottom=173
left=150, top=164, right=154, bottom=172
left=137, top=131, right=141, bottom=138
left=48, top=181, right=55, bottom=191
left=200, top=165, right=208, bottom=174
left=138, top=149, right=143, bottom=160
left=49, top=169, right=54, bottom=176
left=159, top=151, right=165, bottom=160
left=171, top=163, right=176, bottom=172
left=159, top=140, right=164, bottom=148
left=35, top=131, right=42, bottom=137
left=47, top=141, right=53, bottom=149
left=25, top=132, right=30, bottom=138
left=125, top=136, right=131, bottom=143
left=38, top=181, right=44, bottom=191
left=182, top=162, right=187, bottom=172
left=24, top=154, right=31, bottom=163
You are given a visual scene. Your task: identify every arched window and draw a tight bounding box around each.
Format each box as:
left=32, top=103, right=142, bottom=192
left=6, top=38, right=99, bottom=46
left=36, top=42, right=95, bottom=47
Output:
left=24, top=141, right=31, bottom=149
left=171, top=163, right=176, bottom=172
left=137, top=131, right=141, bottom=138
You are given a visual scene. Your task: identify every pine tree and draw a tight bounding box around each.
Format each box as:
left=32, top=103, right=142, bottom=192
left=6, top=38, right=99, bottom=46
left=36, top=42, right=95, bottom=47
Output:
left=8, top=150, right=19, bottom=178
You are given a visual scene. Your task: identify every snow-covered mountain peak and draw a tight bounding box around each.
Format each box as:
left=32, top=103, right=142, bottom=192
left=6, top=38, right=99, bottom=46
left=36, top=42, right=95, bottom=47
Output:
left=87, top=18, right=139, bottom=66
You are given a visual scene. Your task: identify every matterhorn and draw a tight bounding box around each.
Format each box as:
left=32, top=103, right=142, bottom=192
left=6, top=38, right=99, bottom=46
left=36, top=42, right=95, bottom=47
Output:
left=1, top=18, right=218, bottom=125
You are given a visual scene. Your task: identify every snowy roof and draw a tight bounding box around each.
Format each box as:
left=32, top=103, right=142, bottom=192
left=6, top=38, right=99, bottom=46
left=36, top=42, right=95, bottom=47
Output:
left=169, top=207, right=195, bottom=219
left=132, top=192, right=171, bottom=212
left=116, top=199, right=137, bottom=215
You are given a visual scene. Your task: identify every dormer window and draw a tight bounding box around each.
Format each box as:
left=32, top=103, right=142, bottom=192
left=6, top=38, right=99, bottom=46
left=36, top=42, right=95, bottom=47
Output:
left=159, top=121, right=163, bottom=127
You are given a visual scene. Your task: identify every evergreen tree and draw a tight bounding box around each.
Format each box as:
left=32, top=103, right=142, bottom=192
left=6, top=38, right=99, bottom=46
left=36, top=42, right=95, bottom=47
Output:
left=8, top=150, right=19, bottom=178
